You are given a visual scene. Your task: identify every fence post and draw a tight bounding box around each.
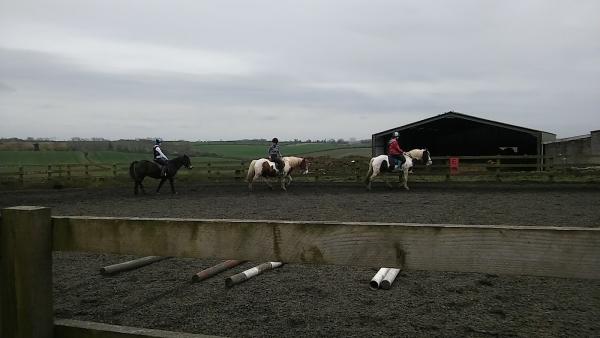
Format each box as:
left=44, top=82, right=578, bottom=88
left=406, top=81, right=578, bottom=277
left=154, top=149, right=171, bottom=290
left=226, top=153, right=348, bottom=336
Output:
left=112, top=164, right=117, bottom=177
left=85, top=164, right=89, bottom=178
left=47, top=165, right=52, bottom=179
left=495, top=157, right=501, bottom=182
left=0, top=206, right=53, bottom=338
left=67, top=165, right=71, bottom=180
left=207, top=162, right=211, bottom=181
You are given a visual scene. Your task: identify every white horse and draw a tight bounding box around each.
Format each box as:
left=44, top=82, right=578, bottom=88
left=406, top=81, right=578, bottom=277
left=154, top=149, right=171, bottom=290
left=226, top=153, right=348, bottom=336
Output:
left=246, top=158, right=280, bottom=191
left=365, top=149, right=432, bottom=191
left=279, top=156, right=310, bottom=191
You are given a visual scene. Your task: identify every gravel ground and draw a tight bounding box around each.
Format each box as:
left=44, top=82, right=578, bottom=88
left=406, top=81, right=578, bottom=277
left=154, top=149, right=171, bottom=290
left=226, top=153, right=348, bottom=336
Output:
left=2, top=182, right=600, bottom=337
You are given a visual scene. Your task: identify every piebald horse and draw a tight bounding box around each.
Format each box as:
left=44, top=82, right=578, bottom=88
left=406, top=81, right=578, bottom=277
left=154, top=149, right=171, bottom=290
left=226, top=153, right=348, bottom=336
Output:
left=246, top=156, right=309, bottom=191
left=365, top=149, right=431, bottom=191
left=246, top=158, right=280, bottom=191
left=279, top=156, right=310, bottom=190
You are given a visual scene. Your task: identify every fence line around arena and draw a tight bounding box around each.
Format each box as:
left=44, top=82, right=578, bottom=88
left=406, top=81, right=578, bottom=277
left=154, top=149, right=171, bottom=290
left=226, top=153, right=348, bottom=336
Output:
left=2, top=206, right=600, bottom=337
left=0, top=154, right=599, bottom=185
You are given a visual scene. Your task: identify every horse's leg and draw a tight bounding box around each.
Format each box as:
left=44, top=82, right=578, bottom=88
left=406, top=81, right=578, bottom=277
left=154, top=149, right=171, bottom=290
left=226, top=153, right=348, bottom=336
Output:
left=280, top=174, right=287, bottom=191
left=286, top=175, right=293, bottom=187
left=366, top=167, right=379, bottom=191
left=139, top=178, right=147, bottom=195
left=403, top=169, right=410, bottom=190
left=262, top=176, right=273, bottom=190
left=169, top=177, right=176, bottom=194
left=249, top=173, right=261, bottom=191
left=156, top=178, right=166, bottom=193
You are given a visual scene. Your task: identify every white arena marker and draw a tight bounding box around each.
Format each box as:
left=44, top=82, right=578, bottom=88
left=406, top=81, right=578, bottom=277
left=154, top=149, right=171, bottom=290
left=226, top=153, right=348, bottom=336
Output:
left=380, top=268, right=401, bottom=290
left=225, top=262, right=283, bottom=287
left=369, top=268, right=390, bottom=290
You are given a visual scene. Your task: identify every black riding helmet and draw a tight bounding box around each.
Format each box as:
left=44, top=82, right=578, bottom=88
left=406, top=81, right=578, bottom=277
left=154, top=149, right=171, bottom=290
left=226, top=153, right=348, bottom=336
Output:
left=272, top=137, right=279, bottom=144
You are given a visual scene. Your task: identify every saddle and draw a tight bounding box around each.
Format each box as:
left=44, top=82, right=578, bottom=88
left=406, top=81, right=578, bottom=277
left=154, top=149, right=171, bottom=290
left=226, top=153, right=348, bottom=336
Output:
left=153, top=160, right=169, bottom=177
left=387, top=155, right=405, bottom=172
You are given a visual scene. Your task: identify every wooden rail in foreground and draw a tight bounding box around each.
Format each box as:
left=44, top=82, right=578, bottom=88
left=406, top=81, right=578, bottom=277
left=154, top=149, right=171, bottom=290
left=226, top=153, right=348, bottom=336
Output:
left=2, top=207, right=600, bottom=337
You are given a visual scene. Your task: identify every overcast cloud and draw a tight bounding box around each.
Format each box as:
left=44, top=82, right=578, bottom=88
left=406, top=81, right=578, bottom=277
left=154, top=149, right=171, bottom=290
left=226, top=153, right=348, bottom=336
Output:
left=0, top=0, right=598, bottom=140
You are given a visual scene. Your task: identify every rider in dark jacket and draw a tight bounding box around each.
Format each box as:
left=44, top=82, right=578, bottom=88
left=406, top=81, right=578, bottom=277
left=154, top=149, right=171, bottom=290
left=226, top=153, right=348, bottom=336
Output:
left=268, top=138, right=285, bottom=174
left=153, top=138, right=169, bottom=177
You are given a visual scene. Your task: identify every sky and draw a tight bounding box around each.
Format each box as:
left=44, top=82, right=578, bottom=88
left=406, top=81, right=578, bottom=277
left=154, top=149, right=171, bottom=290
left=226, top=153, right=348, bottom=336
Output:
left=0, top=0, right=599, bottom=141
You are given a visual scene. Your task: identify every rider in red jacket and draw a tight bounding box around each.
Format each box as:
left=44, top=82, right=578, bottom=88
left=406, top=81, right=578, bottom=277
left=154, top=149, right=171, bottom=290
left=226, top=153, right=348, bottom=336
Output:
left=387, top=131, right=405, bottom=170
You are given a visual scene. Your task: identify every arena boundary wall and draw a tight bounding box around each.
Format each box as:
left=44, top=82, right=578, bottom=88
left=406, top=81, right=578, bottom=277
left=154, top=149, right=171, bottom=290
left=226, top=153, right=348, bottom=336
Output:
left=2, top=207, right=600, bottom=337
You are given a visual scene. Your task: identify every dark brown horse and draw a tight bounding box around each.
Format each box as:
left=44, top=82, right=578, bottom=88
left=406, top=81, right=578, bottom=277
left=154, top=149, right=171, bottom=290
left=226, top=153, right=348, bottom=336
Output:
left=129, top=155, right=192, bottom=195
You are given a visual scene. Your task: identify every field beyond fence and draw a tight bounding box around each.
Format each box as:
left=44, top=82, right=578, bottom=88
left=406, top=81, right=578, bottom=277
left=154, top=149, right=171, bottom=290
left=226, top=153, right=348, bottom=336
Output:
left=1, top=153, right=600, bottom=188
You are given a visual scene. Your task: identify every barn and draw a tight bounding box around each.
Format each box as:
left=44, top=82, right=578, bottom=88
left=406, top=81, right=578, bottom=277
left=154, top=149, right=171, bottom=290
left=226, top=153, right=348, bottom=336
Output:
left=372, top=111, right=556, bottom=157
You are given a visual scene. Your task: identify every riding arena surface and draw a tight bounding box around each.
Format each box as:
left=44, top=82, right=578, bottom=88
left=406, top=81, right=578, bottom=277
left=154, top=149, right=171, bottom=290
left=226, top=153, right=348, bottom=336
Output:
left=2, top=182, right=600, bottom=337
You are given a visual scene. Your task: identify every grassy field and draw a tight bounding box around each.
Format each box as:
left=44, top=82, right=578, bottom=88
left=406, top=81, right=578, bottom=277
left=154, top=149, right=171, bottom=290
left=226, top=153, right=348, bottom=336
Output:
left=191, top=142, right=370, bottom=159
left=0, top=143, right=370, bottom=166
left=0, top=151, right=90, bottom=166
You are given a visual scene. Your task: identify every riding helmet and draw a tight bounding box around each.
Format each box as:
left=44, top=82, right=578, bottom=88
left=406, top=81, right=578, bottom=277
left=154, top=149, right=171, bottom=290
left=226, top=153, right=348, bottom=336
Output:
left=272, top=137, right=279, bottom=143
left=393, top=131, right=399, bottom=138
left=155, top=138, right=162, bottom=144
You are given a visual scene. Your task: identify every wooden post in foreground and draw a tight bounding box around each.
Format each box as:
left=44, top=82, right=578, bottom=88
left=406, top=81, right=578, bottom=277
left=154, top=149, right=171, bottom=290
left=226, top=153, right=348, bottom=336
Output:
left=0, top=206, right=53, bottom=338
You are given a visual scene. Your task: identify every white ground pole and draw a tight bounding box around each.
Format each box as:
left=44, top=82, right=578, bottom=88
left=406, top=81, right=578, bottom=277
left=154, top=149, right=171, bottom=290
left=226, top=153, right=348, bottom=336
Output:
left=369, top=268, right=390, bottom=290
left=380, top=268, right=401, bottom=290
left=225, top=262, right=283, bottom=287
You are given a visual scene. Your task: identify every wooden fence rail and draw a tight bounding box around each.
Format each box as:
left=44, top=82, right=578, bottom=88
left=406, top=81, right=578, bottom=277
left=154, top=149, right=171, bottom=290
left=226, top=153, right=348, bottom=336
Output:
left=2, top=207, right=600, bottom=337
left=0, top=155, right=599, bottom=185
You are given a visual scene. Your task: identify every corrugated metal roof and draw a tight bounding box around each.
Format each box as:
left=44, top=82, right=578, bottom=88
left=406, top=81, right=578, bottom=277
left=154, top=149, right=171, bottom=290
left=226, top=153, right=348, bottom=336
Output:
left=543, top=134, right=590, bottom=144
left=372, top=111, right=555, bottom=137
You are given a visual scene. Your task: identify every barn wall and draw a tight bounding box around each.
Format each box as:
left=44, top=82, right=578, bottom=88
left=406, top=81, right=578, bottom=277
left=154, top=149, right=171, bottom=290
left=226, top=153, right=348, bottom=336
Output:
left=592, top=130, right=600, bottom=156
left=372, top=135, right=388, bottom=156
left=544, top=136, right=592, bottom=164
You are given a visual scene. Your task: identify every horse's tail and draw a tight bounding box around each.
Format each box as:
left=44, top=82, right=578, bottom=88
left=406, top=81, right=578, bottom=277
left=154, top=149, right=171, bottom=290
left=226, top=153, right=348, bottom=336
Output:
left=129, top=161, right=138, bottom=180
left=246, top=160, right=257, bottom=182
left=364, top=158, right=374, bottom=183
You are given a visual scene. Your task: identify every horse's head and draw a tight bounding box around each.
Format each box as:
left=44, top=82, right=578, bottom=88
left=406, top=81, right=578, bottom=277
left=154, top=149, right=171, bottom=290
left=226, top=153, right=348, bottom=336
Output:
left=182, top=155, right=193, bottom=169
left=421, top=149, right=432, bottom=166
left=299, top=158, right=310, bottom=174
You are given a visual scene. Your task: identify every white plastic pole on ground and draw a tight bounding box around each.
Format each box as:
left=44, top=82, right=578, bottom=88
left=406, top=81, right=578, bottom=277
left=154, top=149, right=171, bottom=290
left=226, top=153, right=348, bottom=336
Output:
left=225, top=262, right=283, bottom=287
left=369, top=268, right=390, bottom=290
left=380, top=268, right=401, bottom=290
left=100, top=256, right=168, bottom=275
